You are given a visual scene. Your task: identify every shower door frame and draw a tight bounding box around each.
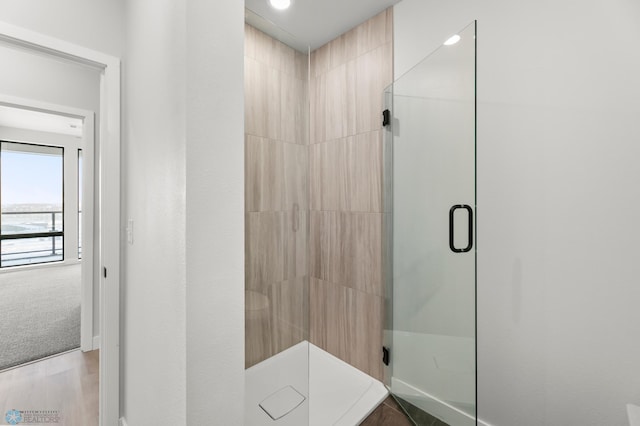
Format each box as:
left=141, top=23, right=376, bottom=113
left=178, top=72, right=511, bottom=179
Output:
left=382, top=20, right=477, bottom=426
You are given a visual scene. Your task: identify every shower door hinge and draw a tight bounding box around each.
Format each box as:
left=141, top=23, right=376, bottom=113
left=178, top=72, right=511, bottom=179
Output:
left=382, top=109, right=390, bottom=127
left=382, top=346, right=390, bottom=366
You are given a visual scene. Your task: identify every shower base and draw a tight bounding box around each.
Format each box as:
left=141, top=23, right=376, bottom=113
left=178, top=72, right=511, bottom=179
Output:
left=245, top=341, right=388, bottom=425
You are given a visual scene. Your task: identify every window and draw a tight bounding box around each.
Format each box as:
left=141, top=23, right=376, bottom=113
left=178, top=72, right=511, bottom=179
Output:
left=0, top=141, right=64, bottom=267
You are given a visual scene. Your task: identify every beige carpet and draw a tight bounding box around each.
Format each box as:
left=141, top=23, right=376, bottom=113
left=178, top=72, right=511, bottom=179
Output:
left=0, top=264, right=81, bottom=370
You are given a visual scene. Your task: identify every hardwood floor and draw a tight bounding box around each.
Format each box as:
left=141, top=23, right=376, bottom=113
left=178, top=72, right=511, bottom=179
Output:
left=0, top=349, right=98, bottom=426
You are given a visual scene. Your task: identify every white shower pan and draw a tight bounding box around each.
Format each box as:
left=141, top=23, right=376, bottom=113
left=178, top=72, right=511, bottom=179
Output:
left=245, top=341, right=388, bottom=425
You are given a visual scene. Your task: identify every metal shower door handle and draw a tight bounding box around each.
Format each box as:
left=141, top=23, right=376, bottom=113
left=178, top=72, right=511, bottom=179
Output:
left=449, top=204, right=473, bottom=253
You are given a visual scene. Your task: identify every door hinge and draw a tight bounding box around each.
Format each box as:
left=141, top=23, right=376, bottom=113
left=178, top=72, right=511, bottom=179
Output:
left=382, top=346, right=390, bottom=366
left=382, top=109, right=390, bottom=127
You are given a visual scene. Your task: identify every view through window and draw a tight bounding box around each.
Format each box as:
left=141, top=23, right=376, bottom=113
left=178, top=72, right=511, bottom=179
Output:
left=0, top=141, right=64, bottom=267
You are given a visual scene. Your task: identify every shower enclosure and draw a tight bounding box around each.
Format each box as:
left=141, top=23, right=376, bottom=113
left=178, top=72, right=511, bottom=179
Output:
left=244, top=5, right=476, bottom=424
left=243, top=9, right=389, bottom=425
left=383, top=21, right=477, bottom=426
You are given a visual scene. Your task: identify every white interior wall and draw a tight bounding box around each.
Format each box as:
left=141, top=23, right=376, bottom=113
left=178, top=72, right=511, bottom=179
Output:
left=123, top=0, right=245, bottom=424
left=0, top=0, right=124, bottom=57
left=0, top=47, right=100, bottom=111
left=122, top=0, right=187, bottom=424
left=0, top=46, right=102, bottom=339
left=185, top=0, right=245, bottom=423
left=2, top=2, right=246, bottom=425
left=394, top=1, right=640, bottom=425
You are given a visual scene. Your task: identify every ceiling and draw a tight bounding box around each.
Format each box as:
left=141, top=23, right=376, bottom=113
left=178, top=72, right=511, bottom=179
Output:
left=244, top=0, right=401, bottom=52
left=0, top=105, right=83, bottom=137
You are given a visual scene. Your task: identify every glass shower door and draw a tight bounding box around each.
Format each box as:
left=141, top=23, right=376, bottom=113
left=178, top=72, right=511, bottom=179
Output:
left=384, top=22, right=476, bottom=426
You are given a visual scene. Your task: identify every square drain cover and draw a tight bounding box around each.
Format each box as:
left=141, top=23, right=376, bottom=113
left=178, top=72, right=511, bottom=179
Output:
left=259, top=385, right=306, bottom=420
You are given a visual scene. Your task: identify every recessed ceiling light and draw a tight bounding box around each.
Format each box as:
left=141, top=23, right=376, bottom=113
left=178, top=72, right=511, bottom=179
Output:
left=443, top=34, right=461, bottom=46
left=269, top=0, right=291, bottom=10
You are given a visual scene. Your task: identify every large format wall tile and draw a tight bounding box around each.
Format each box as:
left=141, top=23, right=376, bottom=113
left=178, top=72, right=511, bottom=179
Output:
left=308, top=9, right=392, bottom=74
left=247, top=210, right=307, bottom=291
left=356, top=42, right=393, bottom=134
left=310, top=211, right=382, bottom=296
left=245, top=24, right=310, bottom=369
left=283, top=142, right=308, bottom=210
left=344, top=131, right=382, bottom=212
left=245, top=135, right=284, bottom=212
left=309, top=277, right=326, bottom=349
left=310, top=43, right=330, bottom=77
left=268, top=276, right=308, bottom=356
left=281, top=72, right=308, bottom=145
left=310, top=132, right=382, bottom=212
left=245, top=208, right=308, bottom=368
left=245, top=57, right=281, bottom=139
left=310, top=74, right=326, bottom=143
left=309, top=141, right=339, bottom=210
left=356, top=9, right=393, bottom=57
left=344, top=285, right=383, bottom=381
left=246, top=276, right=309, bottom=368
left=254, top=26, right=295, bottom=74
left=329, top=27, right=358, bottom=69
left=325, top=61, right=357, bottom=141
left=308, top=8, right=392, bottom=382
left=310, top=278, right=347, bottom=359
left=246, top=212, right=288, bottom=290
left=310, top=61, right=357, bottom=143
left=310, top=278, right=384, bottom=380
left=246, top=289, right=273, bottom=368
left=245, top=23, right=256, bottom=60
left=287, top=209, right=308, bottom=280
left=295, top=50, right=309, bottom=81
left=246, top=7, right=393, bottom=379
left=309, top=10, right=392, bottom=142
left=246, top=136, right=308, bottom=212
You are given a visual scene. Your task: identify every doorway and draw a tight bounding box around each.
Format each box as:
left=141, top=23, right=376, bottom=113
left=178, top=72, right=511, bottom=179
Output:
left=0, top=104, right=96, bottom=371
left=0, top=21, right=121, bottom=426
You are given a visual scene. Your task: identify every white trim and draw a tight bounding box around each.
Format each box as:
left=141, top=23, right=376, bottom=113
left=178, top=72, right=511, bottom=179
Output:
left=93, top=335, right=101, bottom=350
left=0, top=22, right=121, bottom=426
left=0, top=21, right=115, bottom=70
left=0, top=126, right=82, bottom=149
left=80, top=113, right=96, bottom=352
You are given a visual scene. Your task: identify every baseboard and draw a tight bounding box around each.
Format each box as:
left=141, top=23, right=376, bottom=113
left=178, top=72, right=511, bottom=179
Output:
left=119, top=417, right=128, bottom=426
left=93, top=335, right=100, bottom=350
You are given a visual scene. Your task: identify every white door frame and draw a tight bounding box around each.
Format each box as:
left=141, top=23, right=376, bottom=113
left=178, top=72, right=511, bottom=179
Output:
left=0, top=22, right=121, bottom=426
left=0, top=95, right=95, bottom=352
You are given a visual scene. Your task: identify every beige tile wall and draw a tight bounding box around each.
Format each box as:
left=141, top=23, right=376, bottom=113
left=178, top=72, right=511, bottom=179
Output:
left=244, top=24, right=309, bottom=369
left=309, top=8, right=393, bottom=381
left=244, top=8, right=393, bottom=377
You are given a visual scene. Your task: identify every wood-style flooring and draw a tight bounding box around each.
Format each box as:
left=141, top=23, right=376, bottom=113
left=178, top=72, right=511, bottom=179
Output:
left=0, top=350, right=98, bottom=426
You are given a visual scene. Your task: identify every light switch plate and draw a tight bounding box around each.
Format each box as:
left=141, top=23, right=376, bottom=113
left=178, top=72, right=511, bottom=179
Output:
left=126, top=219, right=134, bottom=244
